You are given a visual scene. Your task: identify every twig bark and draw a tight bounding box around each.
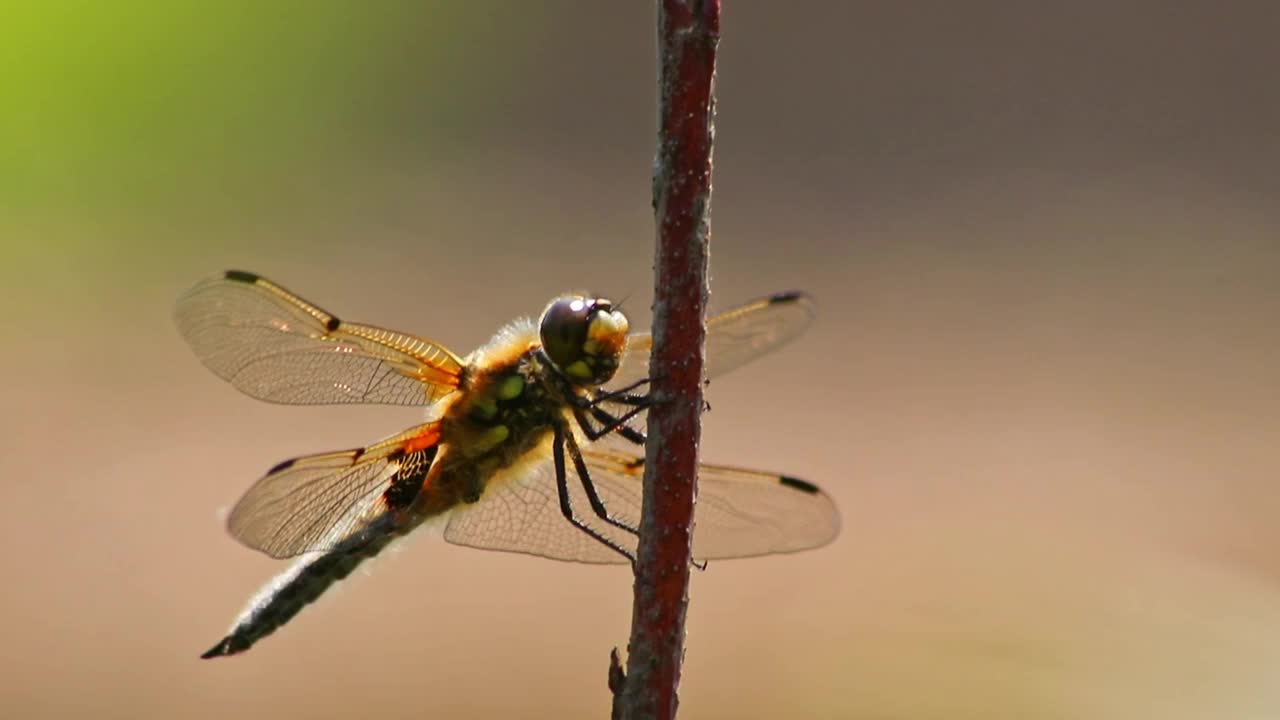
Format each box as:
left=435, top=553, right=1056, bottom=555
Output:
left=612, top=2, right=719, bottom=719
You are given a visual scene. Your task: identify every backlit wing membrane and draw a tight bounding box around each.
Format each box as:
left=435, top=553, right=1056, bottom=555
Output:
left=444, top=446, right=624, bottom=564
left=583, top=448, right=840, bottom=562
left=609, top=291, right=816, bottom=390
left=443, top=444, right=839, bottom=564
left=228, top=422, right=441, bottom=558
left=176, top=271, right=464, bottom=406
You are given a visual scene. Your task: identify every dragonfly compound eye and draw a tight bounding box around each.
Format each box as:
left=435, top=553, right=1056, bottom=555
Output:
left=539, top=296, right=629, bottom=385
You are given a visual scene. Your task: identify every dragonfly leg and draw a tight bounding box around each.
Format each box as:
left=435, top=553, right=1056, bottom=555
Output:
left=563, top=429, right=640, bottom=537
left=573, top=403, right=649, bottom=442
left=596, top=376, right=651, bottom=401
left=567, top=380, right=651, bottom=411
left=566, top=413, right=706, bottom=571
left=573, top=405, right=647, bottom=445
left=566, top=377, right=651, bottom=411
left=565, top=413, right=709, bottom=572
left=593, top=392, right=650, bottom=407
left=553, top=424, right=635, bottom=563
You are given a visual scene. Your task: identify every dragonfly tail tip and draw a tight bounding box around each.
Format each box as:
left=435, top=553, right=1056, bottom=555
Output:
left=200, top=638, right=236, bottom=660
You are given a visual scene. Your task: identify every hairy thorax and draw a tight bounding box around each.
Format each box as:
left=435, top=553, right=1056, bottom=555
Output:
left=418, top=324, right=578, bottom=515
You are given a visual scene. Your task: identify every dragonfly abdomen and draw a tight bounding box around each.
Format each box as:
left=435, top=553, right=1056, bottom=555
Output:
left=200, top=519, right=401, bottom=659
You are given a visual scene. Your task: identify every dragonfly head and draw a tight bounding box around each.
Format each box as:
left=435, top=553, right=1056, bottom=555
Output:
left=539, top=295, right=629, bottom=386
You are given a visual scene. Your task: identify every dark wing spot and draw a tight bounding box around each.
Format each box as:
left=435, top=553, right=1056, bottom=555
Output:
left=778, top=475, right=821, bottom=494
left=266, top=457, right=298, bottom=475
left=224, top=270, right=260, bottom=284
left=382, top=477, right=419, bottom=510
left=324, top=316, right=341, bottom=332
left=382, top=445, right=440, bottom=510
left=767, top=290, right=804, bottom=305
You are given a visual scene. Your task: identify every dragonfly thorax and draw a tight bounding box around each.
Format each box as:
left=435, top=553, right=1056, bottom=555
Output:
left=538, top=295, right=629, bottom=386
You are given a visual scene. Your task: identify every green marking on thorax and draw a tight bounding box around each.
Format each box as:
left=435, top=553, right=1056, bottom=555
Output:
left=498, top=375, right=525, bottom=400
left=473, top=424, right=510, bottom=454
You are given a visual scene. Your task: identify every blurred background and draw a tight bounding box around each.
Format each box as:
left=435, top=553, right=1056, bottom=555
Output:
left=3, top=2, right=1279, bottom=718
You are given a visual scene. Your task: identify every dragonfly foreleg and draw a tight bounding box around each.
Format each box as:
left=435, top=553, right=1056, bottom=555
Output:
left=566, top=378, right=651, bottom=411
left=573, top=405, right=647, bottom=445
left=552, top=424, right=635, bottom=563
left=594, top=376, right=651, bottom=403
left=563, top=429, right=640, bottom=537
left=592, top=392, right=649, bottom=407
left=573, top=403, right=649, bottom=442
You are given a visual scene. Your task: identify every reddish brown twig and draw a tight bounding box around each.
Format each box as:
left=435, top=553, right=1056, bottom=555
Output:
left=612, top=2, right=719, bottom=719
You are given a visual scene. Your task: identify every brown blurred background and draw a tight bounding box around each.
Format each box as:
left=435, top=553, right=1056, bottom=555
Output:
left=3, top=2, right=1279, bottom=718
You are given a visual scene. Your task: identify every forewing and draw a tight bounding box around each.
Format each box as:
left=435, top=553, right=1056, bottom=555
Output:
left=442, top=442, right=839, bottom=564
left=227, top=423, right=441, bottom=558
left=176, top=270, right=464, bottom=406
left=608, top=291, right=816, bottom=390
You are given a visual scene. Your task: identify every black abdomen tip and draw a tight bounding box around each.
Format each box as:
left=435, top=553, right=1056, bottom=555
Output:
left=779, top=475, right=821, bottom=494
left=200, top=638, right=233, bottom=659
left=201, top=632, right=253, bottom=659
left=224, top=270, right=260, bottom=284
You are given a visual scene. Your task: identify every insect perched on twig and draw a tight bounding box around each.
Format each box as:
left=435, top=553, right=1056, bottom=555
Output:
left=175, top=271, right=840, bottom=658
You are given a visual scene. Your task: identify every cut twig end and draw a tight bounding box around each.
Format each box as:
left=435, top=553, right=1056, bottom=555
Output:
left=609, top=647, right=627, bottom=693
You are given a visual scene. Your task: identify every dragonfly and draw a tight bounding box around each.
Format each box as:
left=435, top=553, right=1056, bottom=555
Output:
left=176, top=270, right=840, bottom=659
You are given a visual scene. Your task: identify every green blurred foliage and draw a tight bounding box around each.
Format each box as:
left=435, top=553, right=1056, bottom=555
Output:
left=0, top=1, right=533, bottom=215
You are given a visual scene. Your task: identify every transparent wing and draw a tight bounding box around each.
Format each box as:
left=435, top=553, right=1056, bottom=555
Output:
left=443, top=442, right=839, bottom=564
left=444, top=448, right=627, bottom=564
left=582, top=448, right=841, bottom=561
left=227, top=423, right=441, bottom=558
left=608, top=291, right=816, bottom=390
left=176, top=270, right=464, bottom=406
